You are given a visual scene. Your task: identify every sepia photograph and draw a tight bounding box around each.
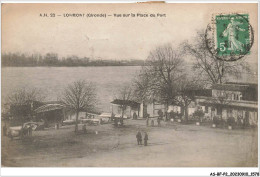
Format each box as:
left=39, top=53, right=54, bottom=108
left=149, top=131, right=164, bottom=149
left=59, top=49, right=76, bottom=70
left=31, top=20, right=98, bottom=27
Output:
left=1, top=2, right=258, bottom=170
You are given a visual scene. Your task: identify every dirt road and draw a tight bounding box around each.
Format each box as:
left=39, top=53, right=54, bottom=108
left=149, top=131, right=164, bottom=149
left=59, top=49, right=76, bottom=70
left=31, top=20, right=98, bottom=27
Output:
left=2, top=120, right=258, bottom=167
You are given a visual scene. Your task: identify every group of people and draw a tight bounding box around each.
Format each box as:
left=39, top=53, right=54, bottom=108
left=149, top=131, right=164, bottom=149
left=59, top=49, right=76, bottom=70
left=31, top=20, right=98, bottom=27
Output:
left=114, top=118, right=124, bottom=127
left=2, top=124, right=33, bottom=140
left=136, top=131, right=148, bottom=146
left=146, top=117, right=162, bottom=127
left=20, top=125, right=33, bottom=139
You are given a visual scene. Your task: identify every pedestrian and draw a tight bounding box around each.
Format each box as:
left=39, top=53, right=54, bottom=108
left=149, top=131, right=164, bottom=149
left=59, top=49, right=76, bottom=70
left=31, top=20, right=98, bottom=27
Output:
left=82, top=124, right=87, bottom=134
left=3, top=123, right=7, bottom=136
left=157, top=118, right=161, bottom=127
left=146, top=117, right=149, bottom=126
left=158, top=109, right=163, bottom=120
left=28, top=125, right=33, bottom=136
left=20, top=127, right=25, bottom=139
left=151, top=119, right=154, bottom=127
left=144, top=132, right=148, bottom=146
left=136, top=131, right=142, bottom=145
left=120, top=118, right=124, bottom=126
left=114, top=118, right=118, bottom=127
left=133, top=112, right=137, bottom=120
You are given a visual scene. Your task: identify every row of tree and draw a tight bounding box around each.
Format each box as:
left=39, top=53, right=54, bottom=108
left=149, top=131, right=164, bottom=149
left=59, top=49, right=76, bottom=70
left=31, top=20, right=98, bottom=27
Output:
left=2, top=52, right=144, bottom=67
left=4, top=30, right=252, bottom=132
left=119, top=31, right=252, bottom=121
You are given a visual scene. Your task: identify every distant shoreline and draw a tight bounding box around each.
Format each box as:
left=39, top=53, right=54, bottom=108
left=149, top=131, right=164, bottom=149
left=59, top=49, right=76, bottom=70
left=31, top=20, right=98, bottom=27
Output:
left=2, top=65, right=144, bottom=68
left=2, top=52, right=146, bottom=68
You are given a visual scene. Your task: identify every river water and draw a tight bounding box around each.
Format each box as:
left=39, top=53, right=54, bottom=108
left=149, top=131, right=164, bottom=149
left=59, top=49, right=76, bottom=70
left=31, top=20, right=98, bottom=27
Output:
left=2, top=66, right=141, bottom=112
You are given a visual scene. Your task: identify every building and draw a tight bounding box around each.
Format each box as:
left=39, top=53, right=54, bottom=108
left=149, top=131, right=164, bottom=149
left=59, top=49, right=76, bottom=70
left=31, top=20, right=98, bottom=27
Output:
left=139, top=100, right=166, bottom=118
left=167, top=89, right=212, bottom=118
left=34, top=102, right=65, bottom=126
left=111, top=99, right=140, bottom=118
left=195, top=82, right=258, bottom=125
left=66, top=111, right=100, bottom=120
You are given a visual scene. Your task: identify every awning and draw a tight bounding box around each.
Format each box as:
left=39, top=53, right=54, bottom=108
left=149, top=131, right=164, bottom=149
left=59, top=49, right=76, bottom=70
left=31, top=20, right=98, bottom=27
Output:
left=34, top=104, right=65, bottom=114
left=100, top=113, right=112, bottom=118
left=114, top=114, right=127, bottom=119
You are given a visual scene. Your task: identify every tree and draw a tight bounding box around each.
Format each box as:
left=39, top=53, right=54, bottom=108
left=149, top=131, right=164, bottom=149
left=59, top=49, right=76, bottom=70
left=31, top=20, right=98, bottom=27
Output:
left=44, top=53, right=59, bottom=66
left=114, top=85, right=133, bottom=118
left=61, top=80, right=97, bottom=132
left=172, top=75, right=203, bottom=121
left=133, top=69, right=154, bottom=103
left=209, top=89, right=234, bottom=120
left=7, top=87, right=45, bottom=105
left=5, top=87, right=45, bottom=119
left=134, top=44, right=184, bottom=117
left=183, top=30, right=251, bottom=84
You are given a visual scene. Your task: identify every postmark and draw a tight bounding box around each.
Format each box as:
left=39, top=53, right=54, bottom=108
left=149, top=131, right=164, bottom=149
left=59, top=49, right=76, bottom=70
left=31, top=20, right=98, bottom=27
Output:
left=205, top=13, right=254, bottom=62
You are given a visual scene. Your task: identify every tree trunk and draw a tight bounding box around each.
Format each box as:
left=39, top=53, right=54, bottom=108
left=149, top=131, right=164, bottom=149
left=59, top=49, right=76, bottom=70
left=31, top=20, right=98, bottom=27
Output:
left=75, top=111, right=79, bottom=133
left=121, top=106, right=125, bottom=118
left=121, top=107, right=125, bottom=125
left=181, top=106, right=185, bottom=118
left=185, top=106, right=189, bottom=122
left=165, top=102, right=169, bottom=121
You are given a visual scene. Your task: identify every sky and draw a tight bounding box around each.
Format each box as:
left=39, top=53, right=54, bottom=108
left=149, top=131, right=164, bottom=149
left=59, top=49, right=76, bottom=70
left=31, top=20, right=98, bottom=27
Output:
left=2, top=3, right=258, bottom=61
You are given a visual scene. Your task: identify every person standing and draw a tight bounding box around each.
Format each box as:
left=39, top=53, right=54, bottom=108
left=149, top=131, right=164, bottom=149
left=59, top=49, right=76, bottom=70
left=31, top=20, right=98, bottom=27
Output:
left=28, top=125, right=33, bottom=136
left=82, top=124, right=87, bottom=134
left=146, top=117, right=149, bottom=126
left=136, top=131, right=142, bottom=145
left=157, top=117, right=161, bottom=127
left=114, top=118, right=118, bottom=127
left=144, top=132, right=148, bottom=146
left=158, top=109, right=163, bottom=120
left=120, top=118, right=124, bottom=126
left=133, top=112, right=137, bottom=120
left=3, top=123, right=7, bottom=136
left=151, top=119, right=154, bottom=127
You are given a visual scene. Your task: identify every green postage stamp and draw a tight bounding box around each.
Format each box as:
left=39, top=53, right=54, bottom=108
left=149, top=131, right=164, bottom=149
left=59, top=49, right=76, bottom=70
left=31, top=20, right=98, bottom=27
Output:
left=215, top=14, right=251, bottom=57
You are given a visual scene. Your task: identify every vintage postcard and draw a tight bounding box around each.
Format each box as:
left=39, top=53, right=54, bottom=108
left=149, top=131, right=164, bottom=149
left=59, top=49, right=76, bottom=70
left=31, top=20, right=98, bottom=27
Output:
left=1, top=3, right=258, bottom=170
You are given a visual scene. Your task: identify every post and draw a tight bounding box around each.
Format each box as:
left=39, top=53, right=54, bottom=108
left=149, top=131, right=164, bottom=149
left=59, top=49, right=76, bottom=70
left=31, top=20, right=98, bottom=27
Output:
left=130, top=107, right=132, bottom=118
left=63, top=108, right=66, bottom=122
left=75, top=111, right=79, bottom=132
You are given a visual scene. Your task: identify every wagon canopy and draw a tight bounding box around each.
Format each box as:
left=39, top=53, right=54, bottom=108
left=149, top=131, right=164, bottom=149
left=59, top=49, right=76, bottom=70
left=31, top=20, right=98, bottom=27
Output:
left=100, top=112, right=112, bottom=118
left=34, top=104, right=65, bottom=114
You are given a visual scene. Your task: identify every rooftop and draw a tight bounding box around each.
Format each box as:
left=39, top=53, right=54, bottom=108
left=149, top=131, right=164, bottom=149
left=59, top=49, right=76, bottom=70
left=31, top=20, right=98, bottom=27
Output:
left=212, top=82, right=257, bottom=92
left=111, top=99, right=140, bottom=108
